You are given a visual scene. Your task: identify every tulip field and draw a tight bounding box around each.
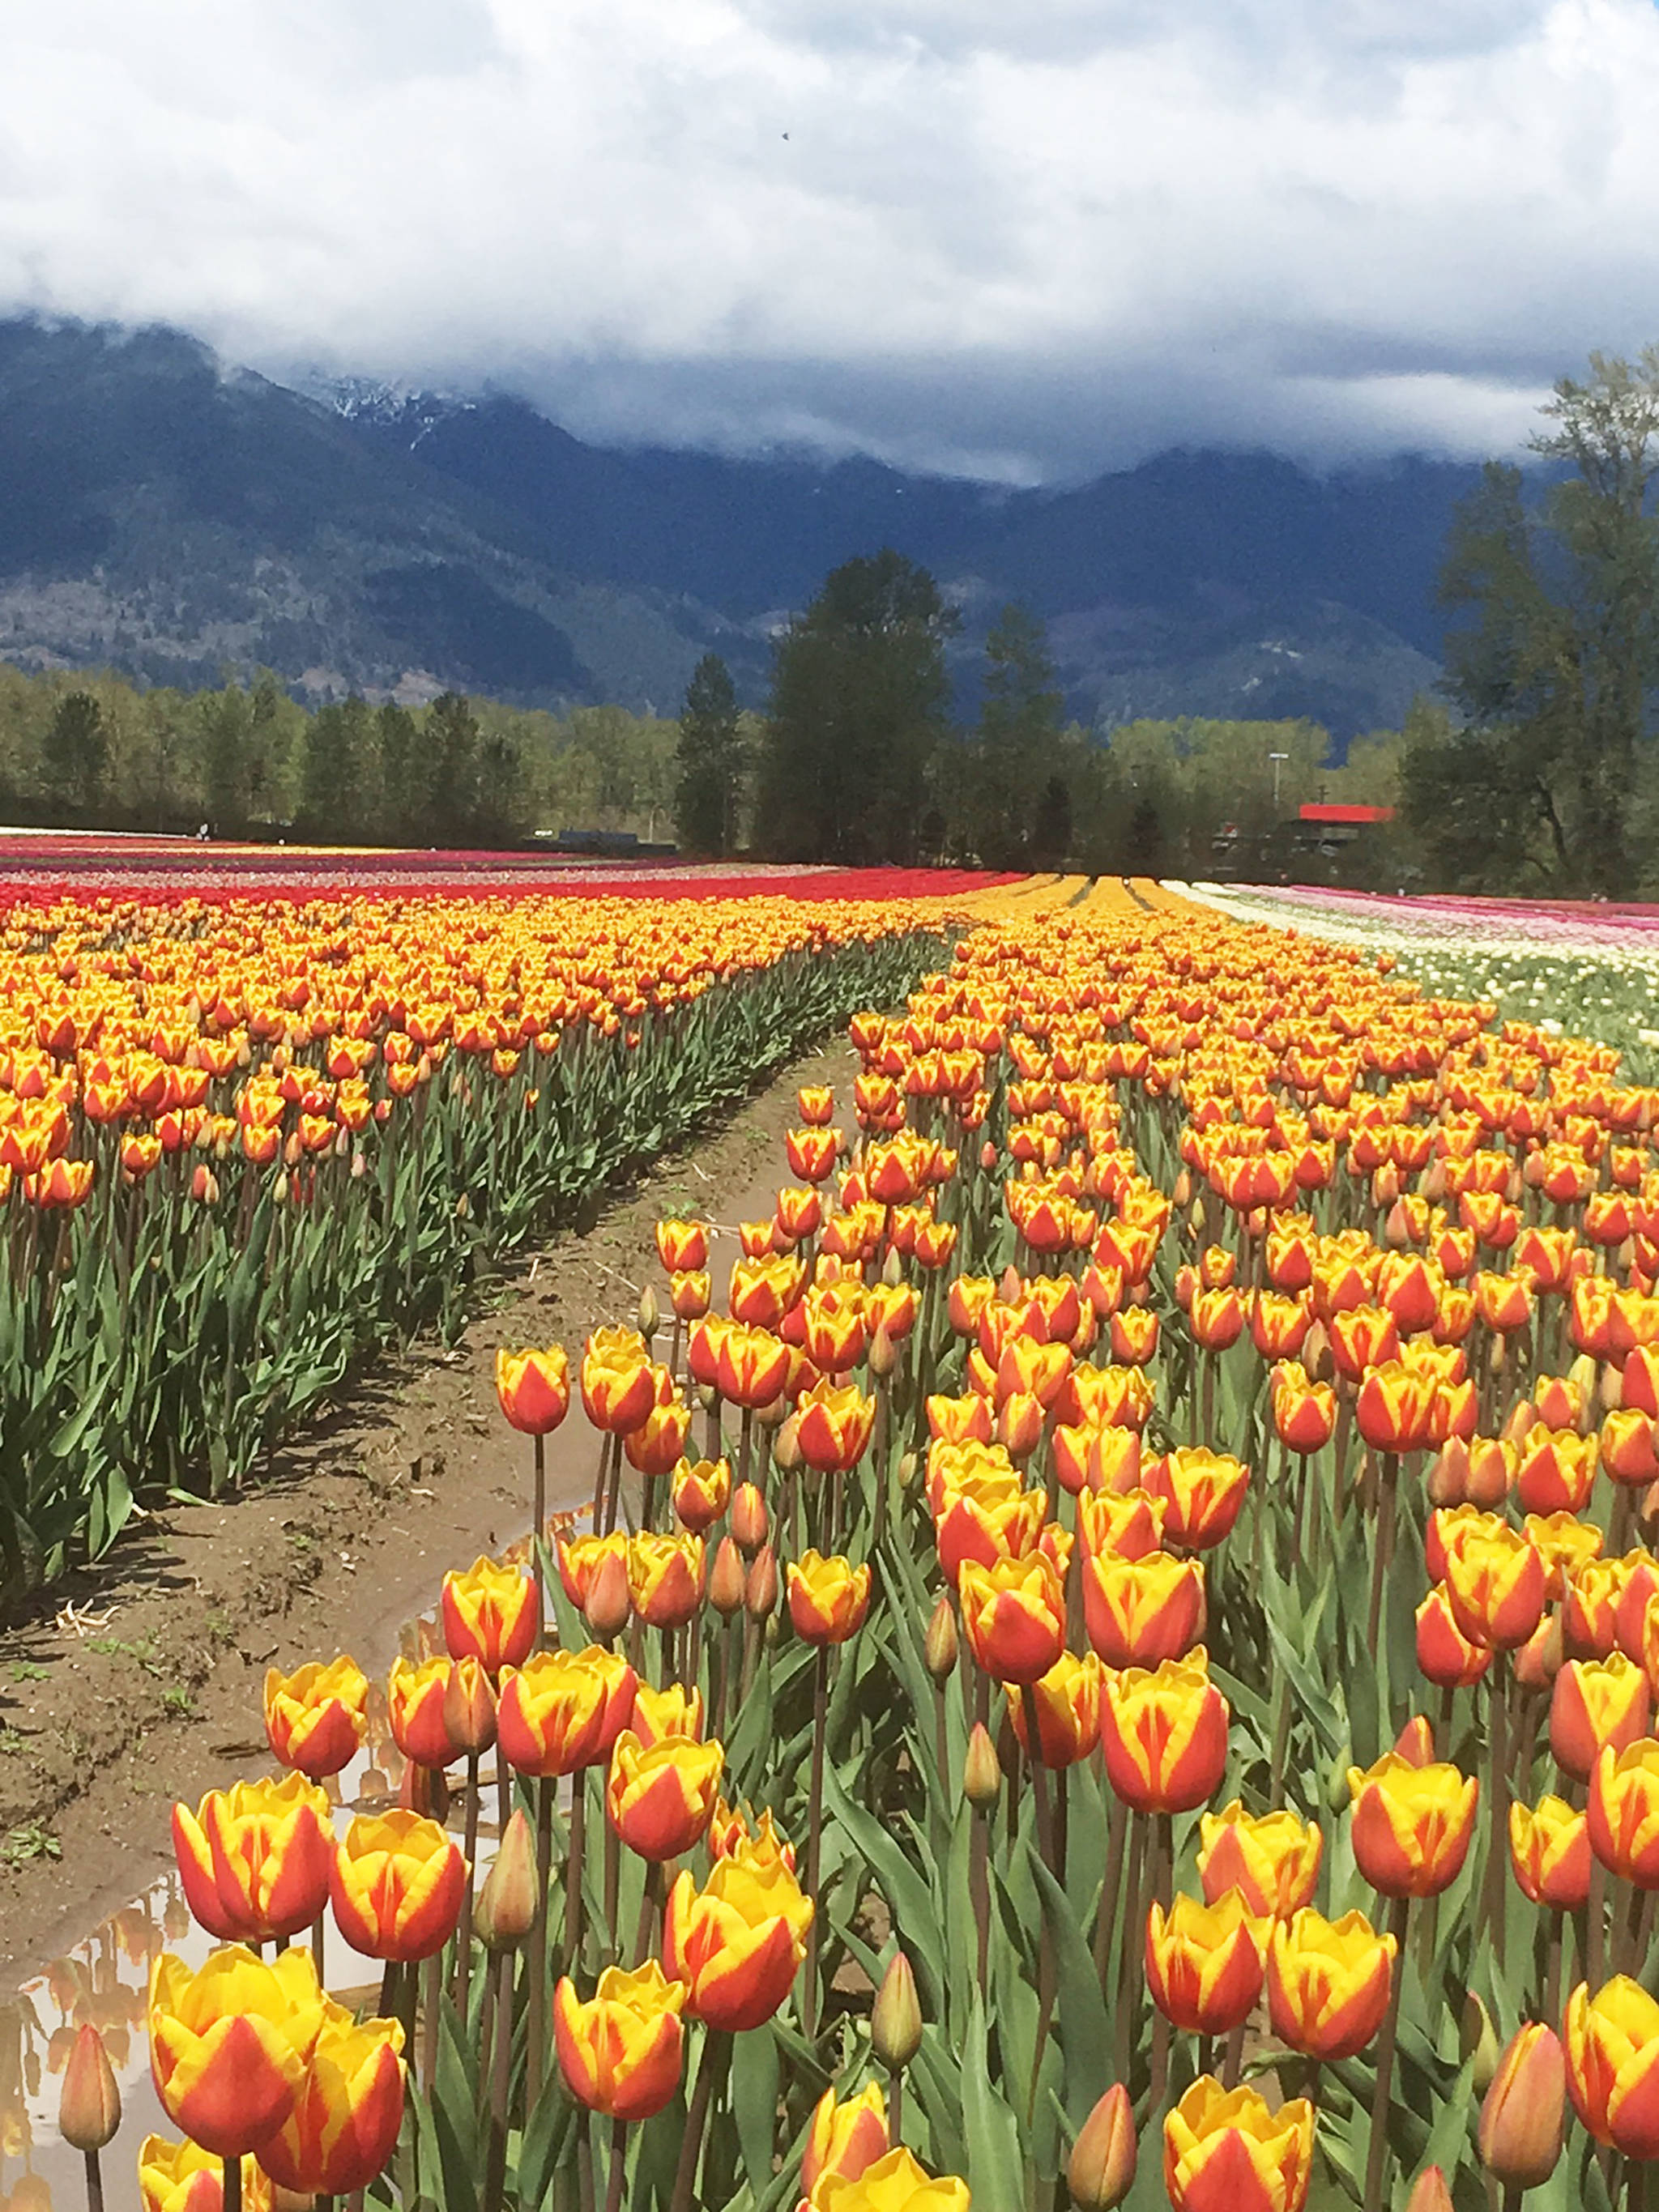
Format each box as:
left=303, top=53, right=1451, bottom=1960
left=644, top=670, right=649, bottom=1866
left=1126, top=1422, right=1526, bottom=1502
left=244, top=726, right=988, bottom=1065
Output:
left=26, top=867, right=1659, bottom=2212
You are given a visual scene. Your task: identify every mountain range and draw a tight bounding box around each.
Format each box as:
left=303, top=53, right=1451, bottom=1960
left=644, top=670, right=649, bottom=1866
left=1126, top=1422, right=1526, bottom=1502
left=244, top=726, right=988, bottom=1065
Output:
left=0, top=316, right=1486, bottom=735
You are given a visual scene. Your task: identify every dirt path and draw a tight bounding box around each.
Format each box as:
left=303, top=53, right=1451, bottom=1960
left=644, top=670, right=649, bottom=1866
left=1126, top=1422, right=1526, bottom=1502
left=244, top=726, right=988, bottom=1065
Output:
left=0, top=1038, right=854, bottom=1980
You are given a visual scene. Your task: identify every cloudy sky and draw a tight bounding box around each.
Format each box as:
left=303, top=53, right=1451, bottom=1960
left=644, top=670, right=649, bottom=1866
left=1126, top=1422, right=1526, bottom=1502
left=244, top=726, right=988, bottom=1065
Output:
left=4, top=0, right=1658, bottom=481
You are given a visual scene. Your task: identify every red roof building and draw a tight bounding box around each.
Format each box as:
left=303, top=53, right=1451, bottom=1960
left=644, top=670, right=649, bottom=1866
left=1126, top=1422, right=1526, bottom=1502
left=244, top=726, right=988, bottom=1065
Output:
left=1299, top=803, right=1396, bottom=825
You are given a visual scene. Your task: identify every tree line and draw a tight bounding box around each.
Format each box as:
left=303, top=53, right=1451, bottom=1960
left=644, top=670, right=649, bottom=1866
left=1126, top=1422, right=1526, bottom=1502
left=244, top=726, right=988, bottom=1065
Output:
left=0, top=671, right=683, bottom=847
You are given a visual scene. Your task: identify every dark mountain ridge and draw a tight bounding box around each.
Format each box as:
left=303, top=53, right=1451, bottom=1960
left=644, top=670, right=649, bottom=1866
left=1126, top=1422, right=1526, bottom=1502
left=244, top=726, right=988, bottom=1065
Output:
left=0, top=315, right=1483, bottom=732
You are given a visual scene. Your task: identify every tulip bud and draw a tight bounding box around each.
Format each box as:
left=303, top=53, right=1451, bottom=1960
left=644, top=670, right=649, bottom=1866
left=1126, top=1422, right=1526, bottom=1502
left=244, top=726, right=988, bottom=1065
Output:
left=871, top=1951, right=923, bottom=2071
left=731, top=1482, right=769, bottom=1553
left=1640, top=1478, right=1659, bottom=1542
left=755, top=1393, right=791, bottom=1431
left=476, top=1807, right=539, bottom=1950
left=443, top=1656, right=498, bottom=1755
left=1172, top=1169, right=1192, bottom=1208
left=1570, top=1354, right=1601, bottom=1429
left=1602, top=1361, right=1625, bottom=1413
left=637, top=1285, right=659, bottom=1340
left=1383, top=1197, right=1416, bottom=1250
left=710, top=1536, right=746, bottom=1617
left=882, top=1247, right=905, bottom=1289
left=745, top=1545, right=778, bottom=1619
left=58, top=2024, right=120, bottom=2152
left=1302, top=1320, right=1333, bottom=1383
left=582, top=1548, right=632, bottom=1641
left=964, top=1721, right=1000, bottom=1809
left=1427, top=1439, right=1469, bottom=1509
left=1478, top=2023, right=1565, bottom=2189
left=1513, top=1609, right=1563, bottom=1691
left=1403, top=2169, right=1454, bottom=2212
left=400, top=1757, right=450, bottom=1823
left=772, top=1417, right=804, bottom=1475
left=869, top=1323, right=899, bottom=1380
left=898, top=1451, right=919, bottom=1492
left=1066, top=2082, right=1137, bottom=2210
left=697, top=1382, right=718, bottom=1411
left=1461, top=1992, right=1501, bottom=2094
left=1392, top=1715, right=1435, bottom=1767
left=980, top=1141, right=999, bottom=1172
left=923, top=1595, right=958, bottom=1682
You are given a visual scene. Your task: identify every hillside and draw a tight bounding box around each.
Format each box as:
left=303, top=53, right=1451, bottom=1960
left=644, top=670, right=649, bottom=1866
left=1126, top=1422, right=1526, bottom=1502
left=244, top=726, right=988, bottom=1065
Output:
left=0, top=317, right=1478, bottom=733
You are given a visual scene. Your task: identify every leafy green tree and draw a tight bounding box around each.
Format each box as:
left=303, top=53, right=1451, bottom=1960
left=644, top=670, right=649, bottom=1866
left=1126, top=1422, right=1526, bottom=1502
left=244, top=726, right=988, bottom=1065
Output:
left=756, top=551, right=957, bottom=863
left=1031, top=773, right=1073, bottom=869
left=40, top=691, right=109, bottom=822
left=970, top=605, right=1064, bottom=867
left=420, top=692, right=483, bottom=843
left=299, top=696, right=375, bottom=840
left=1435, top=348, right=1659, bottom=893
left=374, top=704, right=418, bottom=843
left=676, top=653, right=746, bottom=855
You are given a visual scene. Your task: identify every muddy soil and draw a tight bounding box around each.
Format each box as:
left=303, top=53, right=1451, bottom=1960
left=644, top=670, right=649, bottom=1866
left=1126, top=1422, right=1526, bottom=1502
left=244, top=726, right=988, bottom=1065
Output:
left=0, top=1039, right=855, bottom=1980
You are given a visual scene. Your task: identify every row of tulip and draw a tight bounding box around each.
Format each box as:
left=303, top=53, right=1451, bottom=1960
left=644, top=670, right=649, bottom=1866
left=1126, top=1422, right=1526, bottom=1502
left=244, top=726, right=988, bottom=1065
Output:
left=48, top=877, right=1659, bottom=2211
left=0, top=882, right=959, bottom=1598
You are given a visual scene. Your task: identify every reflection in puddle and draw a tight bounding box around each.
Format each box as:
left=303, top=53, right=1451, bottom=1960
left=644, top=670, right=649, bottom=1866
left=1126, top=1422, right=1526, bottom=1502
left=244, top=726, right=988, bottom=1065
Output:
left=0, top=1524, right=557, bottom=2212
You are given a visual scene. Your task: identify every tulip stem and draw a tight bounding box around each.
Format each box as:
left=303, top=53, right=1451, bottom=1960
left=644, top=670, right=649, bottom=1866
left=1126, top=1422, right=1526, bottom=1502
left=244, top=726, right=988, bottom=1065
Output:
left=668, top=2029, right=731, bottom=2212
left=802, top=1643, right=830, bottom=2039
left=484, top=1949, right=511, bottom=2212
left=311, top=1908, right=326, bottom=1987
left=222, top=2158, right=240, bottom=2212
left=1483, top=1661, right=1509, bottom=1968
left=1222, top=2022, right=1245, bottom=2090
left=565, top=1770, right=587, bottom=1974
left=889, top=2067, right=904, bottom=2150
left=421, top=1947, right=442, bottom=2098
left=1366, top=1452, right=1399, bottom=1654
left=1094, top=1791, right=1129, bottom=2000
left=1361, top=1894, right=1410, bottom=2212
left=83, top=2150, right=104, bottom=2212
left=533, top=1431, right=548, bottom=1619
left=603, top=2115, right=628, bottom=2212
left=529, top=1774, right=555, bottom=2104
left=1589, top=1853, right=1609, bottom=1992
left=455, top=1750, right=481, bottom=2014
left=1114, top=1817, right=1146, bottom=2086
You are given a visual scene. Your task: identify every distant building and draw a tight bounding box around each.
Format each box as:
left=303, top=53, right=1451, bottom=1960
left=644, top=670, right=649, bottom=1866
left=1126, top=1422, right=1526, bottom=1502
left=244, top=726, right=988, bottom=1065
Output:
left=1296, top=802, right=1395, bottom=857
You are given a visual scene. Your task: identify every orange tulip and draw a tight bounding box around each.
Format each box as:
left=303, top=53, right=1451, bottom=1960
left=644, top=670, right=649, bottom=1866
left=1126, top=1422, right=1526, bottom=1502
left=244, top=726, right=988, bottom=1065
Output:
left=1589, top=1740, right=1659, bottom=1888
left=498, top=1647, right=635, bottom=1775
left=441, top=1557, right=537, bottom=1672
left=1268, top=1907, right=1396, bottom=2060
left=1100, top=1653, right=1230, bottom=1815
left=1550, top=1656, right=1651, bottom=1782
left=606, top=1730, right=723, bottom=1860
left=552, top=1961, right=686, bottom=2120
left=1083, top=1551, right=1205, bottom=1669
left=495, top=1345, right=571, bottom=1435
left=256, top=1998, right=406, bottom=2197
left=626, top=1532, right=706, bottom=1629
left=787, top=1551, right=872, bottom=1644
left=957, top=1553, right=1066, bottom=1685
left=330, top=1811, right=467, bottom=1962
left=1143, top=1448, right=1249, bottom=1550
left=1146, top=1892, right=1268, bottom=2035
left=262, top=1656, right=369, bottom=1779
left=1197, top=1802, right=1322, bottom=1918
left=1510, top=1794, right=1592, bottom=1911
left=1009, top=1652, right=1102, bottom=1768
left=172, top=1775, right=334, bottom=1946
left=148, top=1945, right=326, bottom=2158
left=1347, top=1754, right=1478, bottom=1898
left=663, top=1843, right=813, bottom=2031
left=795, top=1379, right=877, bottom=1473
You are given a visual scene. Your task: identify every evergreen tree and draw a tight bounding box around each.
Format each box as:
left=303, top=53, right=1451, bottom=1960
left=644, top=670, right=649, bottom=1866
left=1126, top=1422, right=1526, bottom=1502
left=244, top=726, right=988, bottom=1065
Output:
left=375, top=703, right=418, bottom=843
left=970, top=605, right=1063, bottom=866
left=676, top=653, right=745, bottom=855
left=40, top=691, right=108, bottom=822
left=420, top=692, right=483, bottom=843
left=1031, top=774, right=1073, bottom=870
left=756, top=551, right=957, bottom=863
left=299, top=696, right=375, bottom=840
left=1431, top=349, right=1659, bottom=893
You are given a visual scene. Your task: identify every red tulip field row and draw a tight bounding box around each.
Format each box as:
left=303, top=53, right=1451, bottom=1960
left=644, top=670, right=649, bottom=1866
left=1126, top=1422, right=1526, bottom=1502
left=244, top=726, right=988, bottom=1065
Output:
left=32, top=872, right=1659, bottom=2212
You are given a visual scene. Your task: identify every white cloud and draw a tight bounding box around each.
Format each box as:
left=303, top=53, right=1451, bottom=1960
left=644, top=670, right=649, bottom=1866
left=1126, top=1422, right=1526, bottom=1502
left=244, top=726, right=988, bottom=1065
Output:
left=2, top=0, right=1657, bottom=477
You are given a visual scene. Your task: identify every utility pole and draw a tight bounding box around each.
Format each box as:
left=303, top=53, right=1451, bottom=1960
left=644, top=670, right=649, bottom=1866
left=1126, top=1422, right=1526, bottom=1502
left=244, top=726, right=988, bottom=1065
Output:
left=1269, top=751, right=1289, bottom=809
